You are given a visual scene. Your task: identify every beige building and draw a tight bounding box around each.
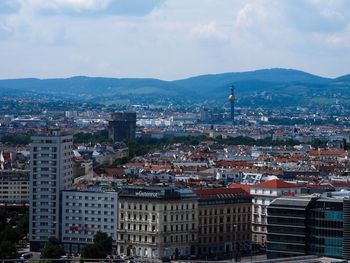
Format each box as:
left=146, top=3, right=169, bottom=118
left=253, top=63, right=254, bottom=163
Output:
left=117, top=186, right=198, bottom=259
left=0, top=170, right=29, bottom=204
left=250, top=179, right=302, bottom=246
left=195, top=188, right=252, bottom=259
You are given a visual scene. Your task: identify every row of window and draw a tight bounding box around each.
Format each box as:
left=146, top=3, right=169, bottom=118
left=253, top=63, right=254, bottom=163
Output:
left=64, top=210, right=114, bottom=215
left=121, top=202, right=195, bottom=211
left=65, top=195, right=115, bottom=201
left=65, top=203, right=115, bottom=208
left=199, top=207, right=250, bottom=216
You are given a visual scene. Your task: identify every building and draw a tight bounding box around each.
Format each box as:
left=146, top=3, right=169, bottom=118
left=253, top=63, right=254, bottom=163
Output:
left=117, top=186, right=198, bottom=259
left=250, top=179, right=302, bottom=246
left=194, top=188, right=252, bottom=259
left=29, top=129, right=73, bottom=251
left=267, top=191, right=350, bottom=260
left=267, top=196, right=314, bottom=259
left=108, top=112, right=136, bottom=142
left=61, top=189, right=118, bottom=253
left=0, top=170, right=29, bottom=204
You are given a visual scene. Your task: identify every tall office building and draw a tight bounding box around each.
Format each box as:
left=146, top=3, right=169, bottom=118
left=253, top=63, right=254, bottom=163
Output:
left=108, top=112, right=136, bottom=142
left=29, top=129, right=73, bottom=251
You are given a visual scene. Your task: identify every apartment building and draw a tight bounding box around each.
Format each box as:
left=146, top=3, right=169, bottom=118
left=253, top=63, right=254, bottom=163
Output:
left=0, top=170, right=29, bottom=204
left=195, top=188, right=252, bottom=258
left=250, top=179, right=302, bottom=246
left=117, top=186, right=198, bottom=259
left=29, top=129, right=73, bottom=251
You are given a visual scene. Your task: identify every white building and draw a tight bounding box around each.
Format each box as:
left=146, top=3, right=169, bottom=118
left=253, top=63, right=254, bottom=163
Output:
left=29, top=129, right=73, bottom=251
left=61, top=189, right=118, bottom=253
left=117, top=186, right=198, bottom=259
left=250, top=179, right=302, bottom=246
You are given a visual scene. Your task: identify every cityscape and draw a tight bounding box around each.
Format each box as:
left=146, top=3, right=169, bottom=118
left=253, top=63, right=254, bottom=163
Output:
left=1, top=1, right=350, bottom=263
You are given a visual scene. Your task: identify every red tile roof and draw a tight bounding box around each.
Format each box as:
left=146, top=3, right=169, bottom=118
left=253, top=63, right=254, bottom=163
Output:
left=308, top=150, right=345, bottom=156
left=253, top=179, right=301, bottom=189
left=332, top=182, right=350, bottom=188
left=228, top=183, right=251, bottom=194
left=103, top=168, right=125, bottom=177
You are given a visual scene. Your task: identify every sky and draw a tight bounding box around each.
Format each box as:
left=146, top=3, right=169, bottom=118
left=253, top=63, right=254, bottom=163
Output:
left=0, top=0, right=349, bottom=80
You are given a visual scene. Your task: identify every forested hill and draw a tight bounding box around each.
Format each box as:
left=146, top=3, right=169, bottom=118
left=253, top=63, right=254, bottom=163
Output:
left=0, top=68, right=349, bottom=107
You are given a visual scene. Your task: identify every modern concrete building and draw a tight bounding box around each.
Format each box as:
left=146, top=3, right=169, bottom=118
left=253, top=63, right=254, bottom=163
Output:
left=108, top=112, right=136, bottom=142
left=117, top=186, right=198, bottom=259
left=29, top=129, right=73, bottom=251
left=61, top=189, right=118, bottom=253
left=194, top=188, right=252, bottom=259
left=250, top=179, right=302, bottom=246
left=0, top=170, right=29, bottom=204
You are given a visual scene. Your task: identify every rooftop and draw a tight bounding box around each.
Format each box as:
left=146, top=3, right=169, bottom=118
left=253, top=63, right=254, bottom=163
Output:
left=252, top=179, right=301, bottom=189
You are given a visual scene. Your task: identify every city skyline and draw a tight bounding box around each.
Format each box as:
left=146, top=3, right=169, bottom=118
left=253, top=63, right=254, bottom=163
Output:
left=0, top=0, right=350, bottom=80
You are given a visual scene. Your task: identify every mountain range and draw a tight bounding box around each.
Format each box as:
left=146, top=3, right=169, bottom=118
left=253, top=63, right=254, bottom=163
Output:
left=1, top=68, right=349, bottom=107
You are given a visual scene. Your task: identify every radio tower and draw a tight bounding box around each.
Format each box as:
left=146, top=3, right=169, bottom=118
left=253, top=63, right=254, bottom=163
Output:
left=228, top=85, right=235, bottom=124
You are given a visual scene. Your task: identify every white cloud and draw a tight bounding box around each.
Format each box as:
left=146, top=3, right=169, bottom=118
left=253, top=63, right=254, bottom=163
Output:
left=0, top=0, right=350, bottom=79
left=25, top=0, right=110, bottom=12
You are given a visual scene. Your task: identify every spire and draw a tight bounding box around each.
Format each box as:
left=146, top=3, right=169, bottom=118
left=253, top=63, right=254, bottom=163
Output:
left=228, top=85, right=235, bottom=124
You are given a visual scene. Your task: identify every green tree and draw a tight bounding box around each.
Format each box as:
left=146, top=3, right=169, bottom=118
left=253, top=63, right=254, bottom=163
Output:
left=0, top=226, right=20, bottom=243
left=93, top=231, right=112, bottom=254
left=17, top=213, right=29, bottom=239
left=81, top=244, right=105, bottom=259
left=81, top=231, right=113, bottom=259
left=40, top=237, right=65, bottom=259
left=0, top=241, right=17, bottom=259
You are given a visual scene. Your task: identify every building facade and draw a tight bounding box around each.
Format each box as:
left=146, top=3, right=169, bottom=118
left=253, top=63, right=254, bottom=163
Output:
left=267, top=191, right=350, bottom=260
left=195, top=188, right=252, bottom=259
left=29, top=129, right=73, bottom=251
left=0, top=170, right=29, bottom=204
left=117, top=186, right=198, bottom=259
left=108, top=112, right=136, bottom=142
left=61, top=189, right=118, bottom=253
left=250, top=179, right=302, bottom=246
left=267, top=196, right=314, bottom=259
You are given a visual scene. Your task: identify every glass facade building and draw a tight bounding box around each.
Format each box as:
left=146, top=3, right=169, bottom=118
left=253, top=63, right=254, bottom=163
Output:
left=308, top=198, right=343, bottom=258
left=267, top=197, right=312, bottom=259
left=267, top=191, right=350, bottom=260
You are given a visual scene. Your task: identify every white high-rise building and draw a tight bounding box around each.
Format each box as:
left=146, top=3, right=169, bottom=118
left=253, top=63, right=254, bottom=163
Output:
left=29, top=129, right=73, bottom=251
left=61, top=189, right=118, bottom=253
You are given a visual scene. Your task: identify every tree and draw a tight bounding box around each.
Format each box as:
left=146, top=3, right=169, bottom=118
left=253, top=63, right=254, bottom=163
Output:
left=0, top=226, right=20, bottom=243
left=81, top=244, right=105, bottom=259
left=81, top=231, right=113, bottom=259
left=93, top=231, right=113, bottom=254
left=0, top=241, right=17, bottom=259
left=41, top=237, right=65, bottom=259
left=17, top=213, right=29, bottom=239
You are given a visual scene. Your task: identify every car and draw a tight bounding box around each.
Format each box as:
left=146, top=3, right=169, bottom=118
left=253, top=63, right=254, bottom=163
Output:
left=20, top=252, right=32, bottom=261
